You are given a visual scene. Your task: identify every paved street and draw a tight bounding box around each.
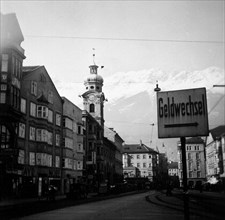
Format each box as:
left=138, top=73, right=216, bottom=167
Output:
left=2, top=189, right=225, bottom=220
left=18, top=191, right=184, bottom=220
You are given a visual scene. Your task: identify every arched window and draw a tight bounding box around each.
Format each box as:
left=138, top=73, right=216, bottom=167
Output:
left=90, top=104, right=95, bottom=113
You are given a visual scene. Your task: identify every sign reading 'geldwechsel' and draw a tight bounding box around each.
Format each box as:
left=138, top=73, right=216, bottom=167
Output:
left=157, top=87, right=209, bottom=138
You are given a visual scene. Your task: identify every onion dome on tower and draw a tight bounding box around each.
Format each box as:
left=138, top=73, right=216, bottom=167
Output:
left=84, top=65, right=104, bottom=92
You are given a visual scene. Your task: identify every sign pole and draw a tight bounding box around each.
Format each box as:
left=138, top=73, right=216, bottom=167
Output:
left=181, top=137, right=189, bottom=220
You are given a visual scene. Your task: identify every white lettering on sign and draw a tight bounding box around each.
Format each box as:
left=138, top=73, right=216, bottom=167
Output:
left=157, top=88, right=209, bottom=138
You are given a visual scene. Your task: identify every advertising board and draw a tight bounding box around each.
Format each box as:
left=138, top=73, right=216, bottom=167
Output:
left=157, top=87, right=209, bottom=138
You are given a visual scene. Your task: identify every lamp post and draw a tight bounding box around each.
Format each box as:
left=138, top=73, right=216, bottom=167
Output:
left=154, top=82, right=189, bottom=220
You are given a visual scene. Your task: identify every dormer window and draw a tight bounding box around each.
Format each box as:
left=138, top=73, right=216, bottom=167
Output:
left=90, top=86, right=94, bottom=89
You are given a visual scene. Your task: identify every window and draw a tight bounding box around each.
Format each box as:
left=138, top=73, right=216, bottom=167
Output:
left=137, top=163, right=140, bottom=168
left=188, top=161, right=192, bottom=170
left=63, top=117, right=73, bottom=130
left=37, top=105, right=48, bottom=119
left=143, top=163, right=146, bottom=168
left=48, top=131, right=53, bottom=145
left=148, top=163, right=152, bottom=168
left=56, top=134, right=60, bottom=146
left=197, top=171, right=201, bottom=178
left=29, top=127, right=35, bottom=141
left=36, top=129, right=48, bottom=142
left=31, top=81, right=37, bottom=96
left=188, top=153, right=191, bottom=160
left=65, top=137, right=73, bottom=149
left=0, top=92, right=6, bottom=103
left=48, top=91, right=53, bottom=104
left=21, top=98, right=26, bottom=113
left=1, top=84, right=7, bottom=91
left=90, top=104, right=95, bottom=112
left=48, top=109, right=53, bottom=123
left=77, top=143, right=83, bottom=152
left=137, top=155, right=140, bottom=159
left=0, top=125, right=10, bottom=149
left=56, top=113, right=61, bottom=126
left=55, top=156, right=60, bottom=168
left=18, top=150, right=25, bottom=164
left=77, top=161, right=83, bottom=170
left=196, top=152, right=200, bottom=160
left=149, top=155, right=151, bottom=159
left=1, top=54, right=9, bottom=72
left=30, top=102, right=36, bottom=117
left=77, top=125, right=82, bottom=134
left=29, top=152, right=35, bottom=165
left=18, top=123, right=25, bottom=138
left=197, top=161, right=200, bottom=170
left=189, top=171, right=193, bottom=178
left=143, top=154, right=146, bottom=159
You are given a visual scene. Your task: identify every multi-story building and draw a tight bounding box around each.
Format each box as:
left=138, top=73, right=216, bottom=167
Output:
left=104, top=126, right=124, bottom=183
left=177, top=137, right=206, bottom=189
left=20, top=65, right=63, bottom=197
left=205, top=125, right=225, bottom=185
left=0, top=13, right=26, bottom=198
left=168, top=161, right=178, bottom=176
left=122, top=142, right=158, bottom=182
left=61, top=97, right=84, bottom=194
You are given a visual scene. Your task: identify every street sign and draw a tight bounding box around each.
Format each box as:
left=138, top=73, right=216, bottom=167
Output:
left=157, top=87, right=209, bottom=138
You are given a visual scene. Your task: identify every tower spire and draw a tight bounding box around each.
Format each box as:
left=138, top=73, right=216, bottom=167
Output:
left=92, top=48, right=95, bottom=65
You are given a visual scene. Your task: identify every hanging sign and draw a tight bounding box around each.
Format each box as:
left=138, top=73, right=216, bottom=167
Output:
left=157, top=87, right=209, bottom=138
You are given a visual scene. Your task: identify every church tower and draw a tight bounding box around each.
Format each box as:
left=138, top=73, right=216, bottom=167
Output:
left=82, top=63, right=105, bottom=127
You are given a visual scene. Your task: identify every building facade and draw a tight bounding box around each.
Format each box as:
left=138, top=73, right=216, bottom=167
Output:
left=177, top=137, right=206, bottom=189
left=20, top=65, right=63, bottom=197
left=122, top=143, right=158, bottom=182
left=205, top=125, right=225, bottom=186
left=104, top=126, right=124, bottom=183
left=61, top=97, right=84, bottom=194
left=0, top=13, right=26, bottom=198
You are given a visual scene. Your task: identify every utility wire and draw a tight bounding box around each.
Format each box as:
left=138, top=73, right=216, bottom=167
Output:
left=25, top=35, right=224, bottom=44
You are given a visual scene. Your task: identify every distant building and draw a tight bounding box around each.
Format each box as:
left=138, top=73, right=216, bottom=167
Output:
left=104, top=127, right=124, bottom=183
left=122, top=142, right=158, bottom=182
left=177, top=137, right=206, bottom=189
left=205, top=125, right=225, bottom=185
left=168, top=161, right=178, bottom=176
left=61, top=97, right=84, bottom=194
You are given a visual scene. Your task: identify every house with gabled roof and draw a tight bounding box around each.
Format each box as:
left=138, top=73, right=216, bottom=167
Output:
left=122, top=142, right=158, bottom=182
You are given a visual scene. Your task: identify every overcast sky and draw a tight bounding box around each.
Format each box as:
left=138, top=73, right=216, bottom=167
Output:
left=1, top=1, right=224, bottom=81
left=1, top=1, right=224, bottom=158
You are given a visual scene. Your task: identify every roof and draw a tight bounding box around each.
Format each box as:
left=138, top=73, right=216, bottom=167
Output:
left=210, top=125, right=225, bottom=140
left=186, top=137, right=204, bottom=144
left=168, top=162, right=178, bottom=169
left=1, top=13, right=24, bottom=43
left=122, top=144, right=158, bottom=154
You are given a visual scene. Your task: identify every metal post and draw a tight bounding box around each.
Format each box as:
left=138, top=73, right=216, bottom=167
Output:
left=181, top=137, right=189, bottom=220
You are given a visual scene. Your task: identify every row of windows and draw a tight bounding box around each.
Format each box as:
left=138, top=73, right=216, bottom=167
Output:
left=189, top=171, right=201, bottom=178
left=63, top=116, right=83, bottom=135
left=18, top=150, right=59, bottom=167
left=62, top=158, right=83, bottom=170
left=188, top=152, right=200, bottom=160
left=18, top=123, right=60, bottom=146
left=186, top=145, right=200, bottom=151
left=136, top=163, right=152, bottom=168
left=1, top=54, right=22, bottom=79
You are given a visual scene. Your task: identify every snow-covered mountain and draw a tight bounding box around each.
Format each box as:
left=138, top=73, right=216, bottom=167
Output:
left=57, top=66, right=225, bottom=161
